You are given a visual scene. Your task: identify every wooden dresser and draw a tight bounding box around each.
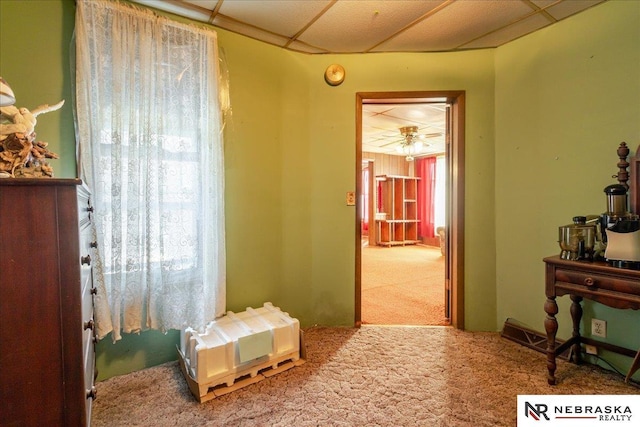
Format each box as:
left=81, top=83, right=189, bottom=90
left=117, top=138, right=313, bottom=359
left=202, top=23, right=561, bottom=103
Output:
left=0, top=179, right=96, bottom=426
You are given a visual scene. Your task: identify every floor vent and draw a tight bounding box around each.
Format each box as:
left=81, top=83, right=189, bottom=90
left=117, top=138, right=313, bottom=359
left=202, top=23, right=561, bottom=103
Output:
left=501, top=318, right=570, bottom=361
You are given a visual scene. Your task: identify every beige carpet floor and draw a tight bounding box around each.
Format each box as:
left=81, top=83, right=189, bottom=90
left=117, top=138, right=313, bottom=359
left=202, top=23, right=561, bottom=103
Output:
left=361, top=244, right=447, bottom=326
left=92, top=326, right=638, bottom=427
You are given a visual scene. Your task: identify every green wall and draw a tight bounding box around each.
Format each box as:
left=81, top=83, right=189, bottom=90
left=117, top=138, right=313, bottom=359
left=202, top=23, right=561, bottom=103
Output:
left=216, top=23, right=499, bottom=328
left=495, top=0, right=640, bottom=378
left=2, top=0, right=637, bottom=381
left=0, top=0, right=76, bottom=178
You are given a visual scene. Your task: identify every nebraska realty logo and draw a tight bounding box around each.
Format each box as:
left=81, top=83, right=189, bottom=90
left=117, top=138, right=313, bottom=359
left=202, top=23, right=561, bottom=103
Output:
left=517, top=395, right=639, bottom=426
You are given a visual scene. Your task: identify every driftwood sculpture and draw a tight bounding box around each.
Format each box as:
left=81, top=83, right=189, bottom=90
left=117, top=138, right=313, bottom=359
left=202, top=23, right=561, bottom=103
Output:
left=0, top=100, right=64, bottom=177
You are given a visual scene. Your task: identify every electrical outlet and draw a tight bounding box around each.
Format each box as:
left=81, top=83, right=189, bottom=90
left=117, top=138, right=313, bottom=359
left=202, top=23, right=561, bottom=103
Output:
left=585, top=344, right=598, bottom=355
left=591, top=318, right=607, bottom=338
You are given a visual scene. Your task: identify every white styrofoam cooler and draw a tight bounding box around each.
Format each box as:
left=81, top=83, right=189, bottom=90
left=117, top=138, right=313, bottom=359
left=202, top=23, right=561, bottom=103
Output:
left=178, top=302, right=303, bottom=401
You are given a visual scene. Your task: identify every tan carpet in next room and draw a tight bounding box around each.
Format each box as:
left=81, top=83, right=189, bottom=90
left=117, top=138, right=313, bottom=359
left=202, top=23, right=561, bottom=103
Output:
left=361, top=244, right=447, bottom=326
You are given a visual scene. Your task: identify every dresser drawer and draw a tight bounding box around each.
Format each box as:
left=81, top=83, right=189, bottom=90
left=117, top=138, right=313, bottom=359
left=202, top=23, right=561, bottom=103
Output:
left=80, top=263, right=96, bottom=424
left=554, top=268, right=640, bottom=296
left=83, top=322, right=96, bottom=424
left=78, top=182, right=96, bottom=426
left=81, top=281, right=94, bottom=365
left=80, top=246, right=93, bottom=300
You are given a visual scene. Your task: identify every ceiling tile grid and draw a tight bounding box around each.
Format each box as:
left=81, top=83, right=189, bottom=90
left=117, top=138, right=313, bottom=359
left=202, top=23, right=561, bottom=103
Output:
left=298, top=0, right=447, bottom=53
left=539, top=0, right=604, bottom=20
left=136, top=0, right=606, bottom=54
left=363, top=104, right=447, bottom=158
left=374, top=0, right=542, bottom=52
left=461, top=12, right=551, bottom=50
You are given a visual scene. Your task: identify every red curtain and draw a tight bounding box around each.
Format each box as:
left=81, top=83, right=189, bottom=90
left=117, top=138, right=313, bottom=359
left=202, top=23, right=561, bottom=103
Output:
left=362, top=167, right=369, bottom=232
left=416, top=157, right=437, bottom=238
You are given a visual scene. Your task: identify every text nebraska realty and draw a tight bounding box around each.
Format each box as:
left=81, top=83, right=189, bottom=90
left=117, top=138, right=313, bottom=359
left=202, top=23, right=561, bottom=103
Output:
left=527, top=403, right=633, bottom=422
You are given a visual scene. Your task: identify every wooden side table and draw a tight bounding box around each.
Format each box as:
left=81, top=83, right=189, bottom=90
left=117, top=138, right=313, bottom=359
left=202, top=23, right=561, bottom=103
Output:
left=543, top=255, right=640, bottom=385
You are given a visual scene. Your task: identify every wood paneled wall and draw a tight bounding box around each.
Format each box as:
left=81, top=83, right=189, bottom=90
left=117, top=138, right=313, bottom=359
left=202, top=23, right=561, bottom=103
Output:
left=362, top=152, right=411, bottom=176
left=362, top=153, right=414, bottom=246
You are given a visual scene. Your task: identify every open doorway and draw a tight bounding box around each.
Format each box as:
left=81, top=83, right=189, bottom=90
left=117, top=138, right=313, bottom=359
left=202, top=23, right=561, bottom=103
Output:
left=355, top=91, right=465, bottom=329
left=361, top=155, right=448, bottom=326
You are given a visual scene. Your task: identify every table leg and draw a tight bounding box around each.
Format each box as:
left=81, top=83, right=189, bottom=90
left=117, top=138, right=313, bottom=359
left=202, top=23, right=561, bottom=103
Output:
left=544, top=296, right=559, bottom=385
left=626, top=348, right=640, bottom=382
left=570, top=295, right=583, bottom=364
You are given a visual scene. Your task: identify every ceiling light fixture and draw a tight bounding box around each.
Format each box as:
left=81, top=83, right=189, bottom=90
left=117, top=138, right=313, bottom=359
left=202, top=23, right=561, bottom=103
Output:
left=396, top=126, right=424, bottom=161
left=324, top=64, right=345, bottom=86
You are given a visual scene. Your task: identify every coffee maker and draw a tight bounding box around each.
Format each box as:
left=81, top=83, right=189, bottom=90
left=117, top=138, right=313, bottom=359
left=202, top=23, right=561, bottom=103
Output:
left=600, top=184, right=640, bottom=269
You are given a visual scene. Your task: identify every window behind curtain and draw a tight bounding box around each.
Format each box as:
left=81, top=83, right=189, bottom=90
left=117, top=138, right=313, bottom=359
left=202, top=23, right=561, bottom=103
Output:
left=434, top=155, right=446, bottom=231
left=416, top=155, right=445, bottom=238
left=75, top=0, right=226, bottom=341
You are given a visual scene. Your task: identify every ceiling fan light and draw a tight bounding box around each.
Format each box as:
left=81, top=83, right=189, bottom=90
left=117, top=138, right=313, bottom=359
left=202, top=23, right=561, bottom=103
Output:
left=399, top=125, right=418, bottom=137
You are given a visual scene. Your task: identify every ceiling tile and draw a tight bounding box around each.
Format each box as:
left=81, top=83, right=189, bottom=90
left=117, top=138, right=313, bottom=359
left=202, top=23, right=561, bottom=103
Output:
left=544, top=0, right=605, bottom=21
left=460, top=13, right=551, bottom=50
left=217, top=0, right=333, bottom=37
left=298, top=0, right=447, bottom=53
left=373, top=0, right=538, bottom=52
left=211, top=14, right=292, bottom=47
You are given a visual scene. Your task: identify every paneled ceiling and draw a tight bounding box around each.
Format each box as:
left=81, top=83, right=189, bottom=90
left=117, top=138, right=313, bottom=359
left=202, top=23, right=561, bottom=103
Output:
left=362, top=103, right=448, bottom=157
left=134, top=0, right=605, bottom=54
left=132, top=0, right=606, bottom=157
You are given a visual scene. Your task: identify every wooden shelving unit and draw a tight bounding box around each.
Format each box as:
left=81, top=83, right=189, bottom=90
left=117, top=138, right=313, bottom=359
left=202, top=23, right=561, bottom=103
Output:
left=375, top=175, right=420, bottom=246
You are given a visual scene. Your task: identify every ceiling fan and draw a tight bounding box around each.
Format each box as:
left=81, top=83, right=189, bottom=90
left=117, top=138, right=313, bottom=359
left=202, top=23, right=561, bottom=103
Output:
left=383, top=125, right=442, bottom=161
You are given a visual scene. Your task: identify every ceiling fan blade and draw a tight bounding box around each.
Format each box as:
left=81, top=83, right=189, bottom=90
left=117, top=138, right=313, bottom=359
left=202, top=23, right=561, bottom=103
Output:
left=380, top=138, right=405, bottom=147
left=419, top=132, right=443, bottom=139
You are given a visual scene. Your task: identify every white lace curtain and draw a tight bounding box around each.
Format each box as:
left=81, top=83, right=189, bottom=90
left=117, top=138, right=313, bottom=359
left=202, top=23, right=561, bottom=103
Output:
left=75, top=0, right=226, bottom=341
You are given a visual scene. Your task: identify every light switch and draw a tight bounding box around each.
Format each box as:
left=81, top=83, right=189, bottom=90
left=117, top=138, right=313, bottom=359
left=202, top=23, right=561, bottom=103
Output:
left=346, top=192, right=356, bottom=206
